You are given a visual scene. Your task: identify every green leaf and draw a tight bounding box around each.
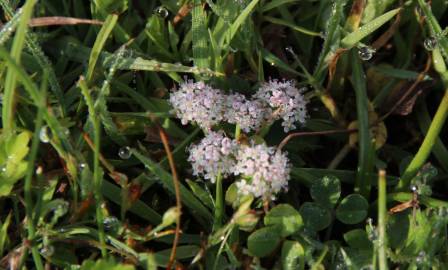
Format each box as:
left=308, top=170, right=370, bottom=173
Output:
left=343, top=229, right=372, bottom=250
left=93, top=0, right=128, bottom=14
left=260, top=0, right=298, bottom=13
left=341, top=8, right=401, bottom=48
left=153, top=245, right=200, bottom=266
left=247, top=226, right=281, bottom=257
left=192, top=0, right=210, bottom=69
left=186, top=179, right=214, bottom=210
left=221, top=0, right=260, bottom=46
left=80, top=258, right=135, bottom=270
left=0, top=213, right=11, bottom=256
left=86, top=14, right=118, bottom=82
left=264, top=204, right=303, bottom=237
left=310, top=175, right=341, bottom=209
left=336, top=194, right=369, bottom=224
left=281, top=240, right=305, bottom=270
left=299, top=202, right=331, bottom=231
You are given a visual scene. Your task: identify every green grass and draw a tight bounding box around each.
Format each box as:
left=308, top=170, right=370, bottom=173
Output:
left=1, top=0, right=448, bottom=269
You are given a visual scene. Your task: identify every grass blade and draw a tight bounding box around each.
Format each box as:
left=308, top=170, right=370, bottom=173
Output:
left=132, top=150, right=213, bottom=228
left=192, top=0, right=210, bottom=69
left=2, top=0, right=37, bottom=133
left=351, top=52, right=374, bottom=198
left=341, top=8, right=400, bottom=48
left=86, top=14, right=118, bottom=83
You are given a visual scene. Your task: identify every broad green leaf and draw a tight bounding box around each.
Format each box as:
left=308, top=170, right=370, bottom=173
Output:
left=281, top=240, right=305, bottom=270
left=299, top=202, right=331, bottom=231
left=264, top=204, right=303, bottom=237
left=336, top=194, right=369, bottom=224
left=341, top=8, right=401, bottom=48
left=343, top=229, right=372, bottom=250
left=310, top=175, right=341, bottom=209
left=247, top=226, right=281, bottom=257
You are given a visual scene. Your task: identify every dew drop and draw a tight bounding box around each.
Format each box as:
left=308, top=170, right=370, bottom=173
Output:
left=411, top=185, right=418, bottom=192
left=103, top=216, right=120, bottom=232
left=154, top=6, right=169, bottom=18
left=0, top=166, right=6, bottom=174
left=78, top=163, right=87, bottom=171
left=423, top=37, right=437, bottom=51
left=39, top=126, right=51, bottom=143
left=118, top=146, right=132, bottom=159
left=40, top=245, right=54, bottom=257
left=270, top=62, right=275, bottom=66
left=358, top=46, right=375, bottom=61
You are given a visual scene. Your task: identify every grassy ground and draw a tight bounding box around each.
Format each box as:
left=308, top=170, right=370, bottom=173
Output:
left=1, top=0, right=448, bottom=269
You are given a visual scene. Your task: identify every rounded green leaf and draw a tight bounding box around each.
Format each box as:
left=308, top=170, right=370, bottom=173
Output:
left=281, top=240, right=305, bottom=270
left=247, top=226, right=281, bottom=257
left=299, top=202, right=331, bottom=231
left=336, top=194, right=369, bottom=224
left=310, top=175, right=341, bottom=208
left=264, top=204, right=303, bottom=237
left=343, top=229, right=372, bottom=249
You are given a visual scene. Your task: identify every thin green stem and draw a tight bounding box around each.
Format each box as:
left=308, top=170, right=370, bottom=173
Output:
left=397, top=90, right=448, bottom=190
left=78, top=77, right=107, bottom=257
left=213, top=172, right=223, bottom=231
left=235, top=124, right=241, bottom=140
left=24, top=82, right=46, bottom=270
left=378, top=170, right=388, bottom=270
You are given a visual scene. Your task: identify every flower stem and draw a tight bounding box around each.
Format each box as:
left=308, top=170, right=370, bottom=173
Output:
left=213, top=172, right=223, bottom=231
left=378, top=170, right=388, bottom=270
left=396, top=90, right=448, bottom=190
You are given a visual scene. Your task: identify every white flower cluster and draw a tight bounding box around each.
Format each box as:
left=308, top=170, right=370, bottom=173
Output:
left=188, top=132, right=290, bottom=199
left=234, top=144, right=290, bottom=199
left=169, top=81, right=225, bottom=130
left=188, top=131, right=238, bottom=183
left=225, top=93, right=268, bottom=133
left=169, top=79, right=307, bottom=133
left=255, top=79, right=308, bottom=132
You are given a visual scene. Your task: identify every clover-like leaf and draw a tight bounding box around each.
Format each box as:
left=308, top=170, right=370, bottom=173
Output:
left=310, top=175, right=341, bottom=209
left=299, top=202, right=332, bottom=231
left=281, top=240, right=305, bottom=270
left=264, top=204, right=303, bottom=237
left=247, top=226, right=281, bottom=257
left=336, top=194, right=369, bottom=224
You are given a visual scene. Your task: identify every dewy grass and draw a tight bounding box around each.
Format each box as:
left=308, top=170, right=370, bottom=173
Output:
left=2, top=0, right=448, bottom=269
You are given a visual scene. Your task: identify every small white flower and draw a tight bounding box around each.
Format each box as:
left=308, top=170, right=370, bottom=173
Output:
left=234, top=143, right=290, bottom=199
left=224, top=93, right=269, bottom=133
left=188, top=131, right=238, bottom=183
left=254, top=79, right=308, bottom=132
left=169, top=81, right=225, bottom=130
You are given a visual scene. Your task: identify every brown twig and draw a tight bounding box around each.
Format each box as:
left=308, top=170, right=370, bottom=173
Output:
left=371, top=3, right=402, bottom=50
left=29, top=17, right=103, bottom=27
left=277, top=128, right=358, bottom=151
left=159, top=127, right=182, bottom=270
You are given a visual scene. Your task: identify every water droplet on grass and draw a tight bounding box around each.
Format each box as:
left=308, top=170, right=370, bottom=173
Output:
left=154, top=6, right=169, bottom=18
left=423, top=37, right=437, bottom=51
left=40, top=245, right=54, bottom=257
left=103, top=216, right=120, bottom=232
left=358, top=46, right=375, bottom=61
left=39, top=126, right=51, bottom=143
left=118, top=146, right=131, bottom=159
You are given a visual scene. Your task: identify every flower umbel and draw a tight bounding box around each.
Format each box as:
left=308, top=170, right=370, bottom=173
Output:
left=188, top=131, right=238, bottom=183
left=255, top=79, right=308, bottom=132
left=234, top=143, right=290, bottom=199
left=169, top=81, right=225, bottom=130
left=224, top=93, right=269, bottom=133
